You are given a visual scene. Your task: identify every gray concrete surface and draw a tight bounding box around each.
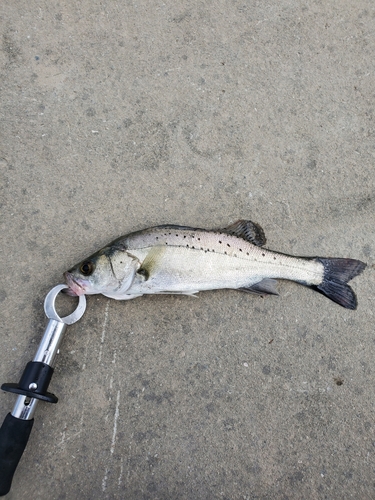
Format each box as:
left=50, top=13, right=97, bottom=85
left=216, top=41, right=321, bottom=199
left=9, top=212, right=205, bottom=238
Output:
left=1, top=1, right=374, bottom=498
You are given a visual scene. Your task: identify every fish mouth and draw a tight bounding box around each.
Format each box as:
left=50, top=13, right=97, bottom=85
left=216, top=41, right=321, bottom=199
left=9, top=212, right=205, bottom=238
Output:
left=64, top=272, right=87, bottom=296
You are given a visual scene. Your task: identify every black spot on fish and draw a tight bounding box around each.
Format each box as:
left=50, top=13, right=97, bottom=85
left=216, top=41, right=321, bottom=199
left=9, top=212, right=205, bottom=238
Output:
left=198, top=238, right=201, bottom=241
left=262, top=253, right=265, bottom=256
left=246, top=252, right=249, bottom=256
left=273, top=257, right=276, bottom=260
left=227, top=243, right=230, bottom=247
left=184, top=235, right=186, bottom=238
left=137, top=268, right=149, bottom=280
left=219, top=240, right=222, bottom=244
left=224, top=251, right=227, bottom=255
left=239, top=249, right=242, bottom=252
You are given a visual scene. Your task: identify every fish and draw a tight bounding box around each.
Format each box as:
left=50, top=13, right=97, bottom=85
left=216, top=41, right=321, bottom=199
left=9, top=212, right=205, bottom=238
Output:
left=64, top=220, right=366, bottom=309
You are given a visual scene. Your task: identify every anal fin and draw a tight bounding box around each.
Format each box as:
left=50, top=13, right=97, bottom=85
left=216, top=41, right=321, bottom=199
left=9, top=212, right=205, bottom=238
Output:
left=239, top=278, right=279, bottom=296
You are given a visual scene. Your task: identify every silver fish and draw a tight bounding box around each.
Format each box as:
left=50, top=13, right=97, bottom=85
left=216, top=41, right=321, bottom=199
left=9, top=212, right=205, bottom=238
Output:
left=64, top=220, right=366, bottom=309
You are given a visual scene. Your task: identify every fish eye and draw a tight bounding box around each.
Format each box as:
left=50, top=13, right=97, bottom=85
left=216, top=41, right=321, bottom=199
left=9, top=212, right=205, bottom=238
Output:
left=79, top=261, right=95, bottom=276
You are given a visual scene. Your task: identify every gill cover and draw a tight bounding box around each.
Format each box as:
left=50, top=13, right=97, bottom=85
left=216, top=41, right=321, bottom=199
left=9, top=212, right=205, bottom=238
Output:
left=107, top=248, right=141, bottom=294
left=66, top=245, right=140, bottom=296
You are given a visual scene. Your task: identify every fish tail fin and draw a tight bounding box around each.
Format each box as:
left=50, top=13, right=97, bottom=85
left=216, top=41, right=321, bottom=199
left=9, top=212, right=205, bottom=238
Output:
left=311, top=258, right=366, bottom=309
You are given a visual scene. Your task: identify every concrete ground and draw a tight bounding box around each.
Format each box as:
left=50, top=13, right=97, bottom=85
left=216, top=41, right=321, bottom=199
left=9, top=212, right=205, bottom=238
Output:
left=1, top=1, right=374, bottom=498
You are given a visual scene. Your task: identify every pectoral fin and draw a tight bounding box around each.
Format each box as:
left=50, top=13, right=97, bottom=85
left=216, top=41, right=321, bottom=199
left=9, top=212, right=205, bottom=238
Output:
left=137, top=245, right=167, bottom=280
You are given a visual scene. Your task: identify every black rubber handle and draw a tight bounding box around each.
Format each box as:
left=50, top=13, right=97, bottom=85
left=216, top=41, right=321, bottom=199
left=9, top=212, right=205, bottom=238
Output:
left=0, top=413, right=34, bottom=496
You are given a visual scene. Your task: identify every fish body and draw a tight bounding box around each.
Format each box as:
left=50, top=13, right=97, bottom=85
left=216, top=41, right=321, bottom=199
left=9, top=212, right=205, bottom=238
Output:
left=64, top=220, right=366, bottom=309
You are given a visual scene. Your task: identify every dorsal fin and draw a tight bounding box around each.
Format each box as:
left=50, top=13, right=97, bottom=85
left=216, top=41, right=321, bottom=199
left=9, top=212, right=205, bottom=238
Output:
left=219, top=219, right=266, bottom=247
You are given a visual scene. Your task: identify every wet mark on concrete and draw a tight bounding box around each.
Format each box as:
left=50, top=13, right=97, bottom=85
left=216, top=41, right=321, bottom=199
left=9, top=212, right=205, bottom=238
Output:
left=86, top=107, right=96, bottom=117
left=171, top=11, right=192, bottom=23
left=206, top=402, right=215, bottom=413
left=362, top=244, right=372, bottom=258
left=307, top=193, right=375, bottom=223
left=146, top=455, right=159, bottom=470
left=134, top=429, right=159, bottom=443
left=185, top=362, right=209, bottom=380
left=143, top=390, right=174, bottom=404
left=289, top=470, right=304, bottom=485
left=2, top=31, right=22, bottom=63
left=128, top=388, right=139, bottom=398
left=223, top=418, right=235, bottom=431
left=343, top=469, right=353, bottom=480
left=262, top=365, right=271, bottom=375
left=0, top=290, right=7, bottom=303
left=306, top=159, right=317, bottom=170
left=123, top=118, right=132, bottom=128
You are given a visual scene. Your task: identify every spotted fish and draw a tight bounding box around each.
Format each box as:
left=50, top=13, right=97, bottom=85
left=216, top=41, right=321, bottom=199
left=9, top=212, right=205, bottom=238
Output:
left=64, top=220, right=366, bottom=309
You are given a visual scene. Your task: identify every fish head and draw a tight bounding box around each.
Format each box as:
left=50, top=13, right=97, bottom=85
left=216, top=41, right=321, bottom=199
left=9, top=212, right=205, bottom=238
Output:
left=64, top=246, right=139, bottom=296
